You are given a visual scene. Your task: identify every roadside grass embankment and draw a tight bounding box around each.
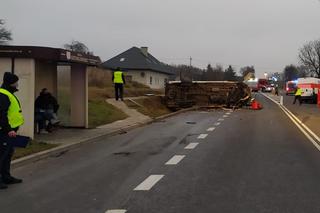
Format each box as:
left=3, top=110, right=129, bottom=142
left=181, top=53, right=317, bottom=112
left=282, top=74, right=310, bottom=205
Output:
left=124, top=96, right=173, bottom=118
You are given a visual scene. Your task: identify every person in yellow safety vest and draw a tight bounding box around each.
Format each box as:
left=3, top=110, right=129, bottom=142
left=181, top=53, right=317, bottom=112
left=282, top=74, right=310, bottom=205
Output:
left=112, top=67, right=126, bottom=101
left=0, top=72, right=24, bottom=189
left=293, top=87, right=303, bottom=105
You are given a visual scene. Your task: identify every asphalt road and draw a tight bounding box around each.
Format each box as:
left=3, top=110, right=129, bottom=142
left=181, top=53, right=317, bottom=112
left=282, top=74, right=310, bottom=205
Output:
left=1, top=94, right=320, bottom=213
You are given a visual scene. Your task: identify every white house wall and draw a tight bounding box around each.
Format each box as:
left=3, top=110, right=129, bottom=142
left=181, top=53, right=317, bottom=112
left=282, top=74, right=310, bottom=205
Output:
left=127, top=70, right=169, bottom=89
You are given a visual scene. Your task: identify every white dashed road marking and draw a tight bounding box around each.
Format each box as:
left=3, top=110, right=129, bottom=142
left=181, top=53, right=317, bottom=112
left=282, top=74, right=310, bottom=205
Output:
left=134, top=175, right=164, bottom=191
left=207, top=127, right=216, bottom=132
left=218, top=118, right=224, bottom=121
left=105, top=210, right=127, bottom=213
left=226, top=112, right=231, bottom=115
left=165, top=155, right=186, bottom=165
left=198, top=134, right=208, bottom=139
left=223, top=115, right=228, bottom=118
left=215, top=122, right=221, bottom=126
left=185, top=143, right=199, bottom=149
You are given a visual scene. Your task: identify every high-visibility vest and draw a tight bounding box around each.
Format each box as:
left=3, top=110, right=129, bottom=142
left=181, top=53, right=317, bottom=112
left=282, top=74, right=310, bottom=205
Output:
left=113, top=71, right=124, bottom=84
left=0, top=88, right=24, bottom=128
left=295, top=88, right=302, bottom=96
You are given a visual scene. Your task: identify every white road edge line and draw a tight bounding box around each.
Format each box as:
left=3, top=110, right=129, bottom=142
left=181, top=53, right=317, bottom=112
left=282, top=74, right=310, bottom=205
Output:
left=198, top=134, right=208, bottom=139
left=261, top=93, right=320, bottom=151
left=165, top=155, right=186, bottom=165
left=207, top=127, right=216, bottom=132
left=105, top=210, right=127, bottom=213
left=134, top=175, right=164, bottom=191
left=185, top=143, right=199, bottom=149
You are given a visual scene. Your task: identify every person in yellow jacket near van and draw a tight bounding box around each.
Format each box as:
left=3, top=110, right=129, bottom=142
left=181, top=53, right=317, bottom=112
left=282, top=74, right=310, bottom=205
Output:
left=293, top=87, right=303, bottom=105
left=112, top=67, right=126, bottom=101
left=0, top=72, right=24, bottom=189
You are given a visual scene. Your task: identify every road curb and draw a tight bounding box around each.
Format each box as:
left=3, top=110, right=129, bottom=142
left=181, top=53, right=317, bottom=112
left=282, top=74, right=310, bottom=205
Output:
left=12, top=107, right=196, bottom=168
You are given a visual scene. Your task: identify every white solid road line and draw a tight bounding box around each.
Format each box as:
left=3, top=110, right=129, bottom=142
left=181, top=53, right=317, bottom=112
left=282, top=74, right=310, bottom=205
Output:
left=185, top=143, right=199, bottom=149
left=282, top=105, right=320, bottom=143
left=215, top=122, right=221, bottom=126
left=165, top=155, right=186, bottom=165
left=207, top=127, right=216, bottom=132
left=281, top=105, right=320, bottom=151
left=134, top=175, right=164, bottom=191
left=198, top=134, right=208, bottom=139
left=261, top=93, right=320, bottom=152
left=105, top=210, right=127, bottom=213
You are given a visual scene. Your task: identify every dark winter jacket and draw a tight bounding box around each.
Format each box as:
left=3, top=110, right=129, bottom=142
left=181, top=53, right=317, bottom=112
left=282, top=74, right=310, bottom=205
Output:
left=35, top=93, right=59, bottom=113
left=0, top=83, right=19, bottom=133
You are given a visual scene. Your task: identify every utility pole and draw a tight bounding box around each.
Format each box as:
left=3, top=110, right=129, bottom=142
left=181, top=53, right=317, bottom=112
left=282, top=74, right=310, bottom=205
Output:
left=189, top=56, right=192, bottom=67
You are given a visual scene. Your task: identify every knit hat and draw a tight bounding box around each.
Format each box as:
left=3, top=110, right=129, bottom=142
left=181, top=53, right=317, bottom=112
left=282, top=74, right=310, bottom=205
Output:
left=3, top=72, right=19, bottom=85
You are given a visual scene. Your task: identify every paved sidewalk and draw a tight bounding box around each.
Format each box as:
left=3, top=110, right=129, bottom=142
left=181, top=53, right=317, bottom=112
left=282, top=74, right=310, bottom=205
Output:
left=35, top=98, right=152, bottom=145
left=263, top=91, right=320, bottom=136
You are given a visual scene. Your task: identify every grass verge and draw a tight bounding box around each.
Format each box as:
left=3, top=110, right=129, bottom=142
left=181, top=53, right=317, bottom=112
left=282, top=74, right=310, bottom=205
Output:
left=124, top=96, right=173, bottom=118
left=88, top=99, right=128, bottom=128
left=13, top=141, right=58, bottom=160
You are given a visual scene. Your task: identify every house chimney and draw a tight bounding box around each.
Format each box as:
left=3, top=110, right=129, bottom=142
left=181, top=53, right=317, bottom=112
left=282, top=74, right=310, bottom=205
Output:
left=141, top=47, right=148, bottom=57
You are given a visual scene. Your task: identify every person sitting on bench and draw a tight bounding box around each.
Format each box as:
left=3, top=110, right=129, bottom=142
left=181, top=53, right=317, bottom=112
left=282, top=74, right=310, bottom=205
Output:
left=35, top=88, right=60, bottom=134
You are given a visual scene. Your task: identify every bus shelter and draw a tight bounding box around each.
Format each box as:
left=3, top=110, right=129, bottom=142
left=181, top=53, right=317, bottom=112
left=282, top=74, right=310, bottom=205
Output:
left=0, top=45, right=101, bottom=138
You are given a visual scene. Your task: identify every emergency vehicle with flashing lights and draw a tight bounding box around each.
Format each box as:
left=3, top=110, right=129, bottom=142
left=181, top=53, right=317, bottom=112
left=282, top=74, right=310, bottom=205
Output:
left=285, top=80, right=297, bottom=96
left=297, top=77, right=320, bottom=103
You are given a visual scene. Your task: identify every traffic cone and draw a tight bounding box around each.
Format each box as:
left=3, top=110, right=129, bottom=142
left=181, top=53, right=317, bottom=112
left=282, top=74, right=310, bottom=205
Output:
left=251, top=100, right=262, bottom=110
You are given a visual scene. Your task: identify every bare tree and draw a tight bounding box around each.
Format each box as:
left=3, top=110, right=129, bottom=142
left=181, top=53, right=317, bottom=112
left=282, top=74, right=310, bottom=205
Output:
left=0, top=19, right=12, bottom=44
left=298, top=39, right=320, bottom=77
left=283, top=64, right=299, bottom=81
left=64, top=40, right=92, bottom=54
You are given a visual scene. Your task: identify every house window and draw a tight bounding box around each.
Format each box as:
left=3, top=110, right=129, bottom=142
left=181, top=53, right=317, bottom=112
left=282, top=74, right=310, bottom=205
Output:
left=150, top=76, right=153, bottom=85
left=120, top=58, right=125, bottom=62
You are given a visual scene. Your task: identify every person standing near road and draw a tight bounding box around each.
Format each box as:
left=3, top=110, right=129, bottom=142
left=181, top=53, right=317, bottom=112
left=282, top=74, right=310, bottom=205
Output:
left=112, top=67, right=126, bottom=101
left=293, top=87, right=303, bottom=105
left=0, top=72, right=24, bottom=189
left=275, top=85, right=279, bottom=96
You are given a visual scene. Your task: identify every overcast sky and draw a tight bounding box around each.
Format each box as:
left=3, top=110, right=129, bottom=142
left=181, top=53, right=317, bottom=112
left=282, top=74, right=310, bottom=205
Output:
left=1, top=0, right=320, bottom=77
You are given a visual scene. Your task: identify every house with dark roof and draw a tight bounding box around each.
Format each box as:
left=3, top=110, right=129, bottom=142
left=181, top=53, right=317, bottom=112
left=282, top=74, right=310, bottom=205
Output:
left=101, top=47, right=173, bottom=89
